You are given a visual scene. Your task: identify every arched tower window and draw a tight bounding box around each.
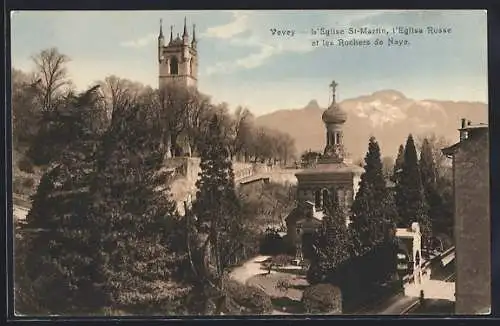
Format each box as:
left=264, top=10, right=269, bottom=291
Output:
left=170, top=56, right=179, bottom=75
left=189, top=58, right=194, bottom=76
left=314, top=190, right=321, bottom=208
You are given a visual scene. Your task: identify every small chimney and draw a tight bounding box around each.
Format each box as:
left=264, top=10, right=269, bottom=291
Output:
left=459, top=118, right=468, bottom=142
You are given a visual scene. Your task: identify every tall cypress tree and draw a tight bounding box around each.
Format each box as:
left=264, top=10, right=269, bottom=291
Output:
left=307, top=195, right=350, bottom=285
left=395, top=134, right=431, bottom=240
left=351, top=137, right=398, bottom=252
left=87, top=99, right=188, bottom=314
left=391, top=144, right=405, bottom=185
left=420, top=138, right=448, bottom=239
left=19, top=88, right=105, bottom=314
left=190, top=114, right=245, bottom=314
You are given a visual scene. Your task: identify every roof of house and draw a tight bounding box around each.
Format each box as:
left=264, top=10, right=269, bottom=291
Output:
left=295, top=161, right=364, bottom=176
left=458, top=123, right=488, bottom=131
left=442, top=123, right=488, bottom=156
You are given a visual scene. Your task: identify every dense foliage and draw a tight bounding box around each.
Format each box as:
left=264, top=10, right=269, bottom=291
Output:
left=186, top=114, right=259, bottom=314
left=307, top=196, right=351, bottom=284
left=16, top=84, right=192, bottom=315
left=224, top=280, right=273, bottom=314
left=238, top=181, right=296, bottom=231
left=301, top=283, right=342, bottom=314
left=300, top=150, right=323, bottom=168
left=394, top=134, right=431, bottom=239
left=18, top=88, right=110, bottom=314
left=391, top=144, right=405, bottom=185
left=351, top=136, right=399, bottom=253
left=86, top=97, right=190, bottom=313
left=419, top=137, right=453, bottom=239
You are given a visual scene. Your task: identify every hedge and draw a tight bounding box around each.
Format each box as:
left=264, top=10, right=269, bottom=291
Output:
left=301, top=283, right=342, bottom=314
left=225, top=280, right=273, bottom=314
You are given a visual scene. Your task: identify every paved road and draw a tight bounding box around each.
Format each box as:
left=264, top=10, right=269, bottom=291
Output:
left=229, top=255, right=297, bottom=315
left=357, top=293, right=419, bottom=315
left=229, top=255, right=271, bottom=284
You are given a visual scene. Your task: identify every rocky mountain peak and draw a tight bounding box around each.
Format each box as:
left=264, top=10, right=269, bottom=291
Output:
left=304, top=99, right=321, bottom=111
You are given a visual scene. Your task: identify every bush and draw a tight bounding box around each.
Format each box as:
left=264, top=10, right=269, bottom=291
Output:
left=301, top=283, right=342, bottom=314
left=225, top=280, right=273, bottom=314
left=276, top=279, right=291, bottom=293
left=12, top=178, right=32, bottom=197
left=22, top=177, right=35, bottom=190
left=18, top=157, right=34, bottom=174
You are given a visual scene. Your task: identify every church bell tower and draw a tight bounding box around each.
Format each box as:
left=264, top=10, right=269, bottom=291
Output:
left=158, top=17, right=198, bottom=89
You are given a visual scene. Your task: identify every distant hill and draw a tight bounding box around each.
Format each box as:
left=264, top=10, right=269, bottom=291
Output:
left=255, top=90, right=488, bottom=161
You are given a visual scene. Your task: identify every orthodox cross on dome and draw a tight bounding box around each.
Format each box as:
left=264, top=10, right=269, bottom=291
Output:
left=329, top=80, right=338, bottom=102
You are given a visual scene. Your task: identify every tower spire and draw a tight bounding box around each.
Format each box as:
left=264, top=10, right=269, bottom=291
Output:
left=192, top=24, right=196, bottom=43
left=183, top=17, right=188, bottom=37
left=170, top=25, right=173, bottom=43
left=159, top=18, right=164, bottom=38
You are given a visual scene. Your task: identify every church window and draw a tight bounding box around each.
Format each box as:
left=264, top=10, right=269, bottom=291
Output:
left=337, top=188, right=345, bottom=207
left=322, top=189, right=329, bottom=208
left=314, top=190, right=321, bottom=208
left=345, top=190, right=352, bottom=206
left=170, top=56, right=179, bottom=75
left=189, top=58, right=194, bottom=75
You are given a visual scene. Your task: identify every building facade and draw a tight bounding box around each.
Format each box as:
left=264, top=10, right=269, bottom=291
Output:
left=442, top=119, right=490, bottom=314
left=158, top=18, right=198, bottom=89
left=285, top=81, right=364, bottom=259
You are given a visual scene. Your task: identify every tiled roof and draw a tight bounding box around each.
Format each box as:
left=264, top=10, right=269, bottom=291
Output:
left=295, top=161, right=364, bottom=176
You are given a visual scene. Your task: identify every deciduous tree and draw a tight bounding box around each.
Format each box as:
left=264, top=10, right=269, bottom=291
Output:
left=19, top=87, right=105, bottom=314
left=87, top=92, right=189, bottom=314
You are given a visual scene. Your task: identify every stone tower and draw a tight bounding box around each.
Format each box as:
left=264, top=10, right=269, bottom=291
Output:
left=158, top=17, right=198, bottom=89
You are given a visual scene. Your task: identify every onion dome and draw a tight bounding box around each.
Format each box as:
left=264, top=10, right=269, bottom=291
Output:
left=322, top=80, right=347, bottom=124
left=322, top=101, right=347, bottom=124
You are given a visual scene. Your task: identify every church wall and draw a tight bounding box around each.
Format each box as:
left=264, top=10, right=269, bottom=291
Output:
left=353, top=173, right=362, bottom=197
left=297, top=180, right=354, bottom=210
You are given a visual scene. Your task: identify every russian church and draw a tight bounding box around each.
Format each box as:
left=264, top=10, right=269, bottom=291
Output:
left=285, top=81, right=364, bottom=260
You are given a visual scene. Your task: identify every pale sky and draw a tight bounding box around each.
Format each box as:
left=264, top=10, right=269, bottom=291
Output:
left=11, top=10, right=488, bottom=116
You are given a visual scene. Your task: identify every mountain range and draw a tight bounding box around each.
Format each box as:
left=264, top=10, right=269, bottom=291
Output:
left=254, top=90, right=488, bottom=161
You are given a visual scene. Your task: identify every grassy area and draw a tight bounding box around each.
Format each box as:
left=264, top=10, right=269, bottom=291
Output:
left=271, top=297, right=304, bottom=314
left=247, top=271, right=309, bottom=314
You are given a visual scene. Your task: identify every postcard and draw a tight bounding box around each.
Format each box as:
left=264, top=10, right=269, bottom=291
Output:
left=10, top=9, right=489, bottom=316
